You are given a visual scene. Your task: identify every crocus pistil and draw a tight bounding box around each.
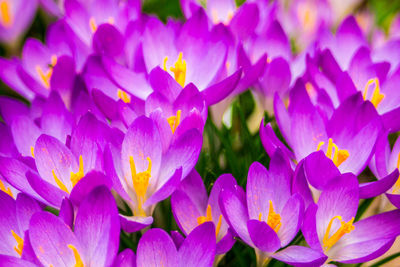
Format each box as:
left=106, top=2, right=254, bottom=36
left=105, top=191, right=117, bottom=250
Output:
left=258, top=200, right=282, bottom=233
left=0, top=180, right=13, bottom=198
left=67, top=244, right=84, bottom=267
left=0, top=0, right=11, bottom=27
left=52, top=155, right=85, bottom=194
left=167, top=110, right=181, bottom=134
left=317, top=138, right=349, bottom=167
left=117, top=89, right=131, bottom=103
left=322, top=216, right=355, bottom=252
left=129, top=156, right=152, bottom=216
left=35, top=55, right=57, bottom=89
left=163, top=52, right=187, bottom=87
left=363, top=78, right=384, bottom=108
left=10, top=230, right=23, bottom=256
left=197, top=204, right=222, bottom=238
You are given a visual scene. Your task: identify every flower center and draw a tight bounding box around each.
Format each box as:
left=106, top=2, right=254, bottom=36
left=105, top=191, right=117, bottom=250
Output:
left=363, top=78, right=384, bottom=108
left=11, top=230, right=24, bottom=256
left=35, top=55, right=57, bottom=89
left=317, top=138, right=349, bottom=167
left=167, top=110, right=181, bottom=134
left=322, top=216, right=355, bottom=252
left=0, top=0, right=12, bottom=27
left=211, top=9, right=233, bottom=25
left=89, top=16, right=114, bottom=33
left=129, top=156, right=152, bottom=216
left=163, top=52, right=186, bottom=87
left=68, top=244, right=84, bottom=267
left=0, top=179, right=13, bottom=198
left=197, top=204, right=222, bottom=238
left=117, top=89, right=131, bottom=103
left=297, top=2, right=316, bottom=32
left=52, top=155, right=84, bottom=194
left=258, top=200, right=282, bottom=233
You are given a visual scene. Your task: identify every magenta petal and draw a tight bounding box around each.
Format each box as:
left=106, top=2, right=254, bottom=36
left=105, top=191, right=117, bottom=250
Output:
left=279, top=194, right=304, bottom=247
left=0, top=255, right=37, bottom=267
left=247, top=219, right=281, bottom=252
left=359, top=169, right=398, bottom=199
left=113, top=249, right=136, bottom=267
left=177, top=169, right=208, bottom=213
left=69, top=171, right=113, bottom=207
left=120, top=215, right=153, bottom=233
left=271, top=246, right=327, bottom=267
left=386, top=193, right=400, bottom=209
left=10, top=115, right=41, bottom=157
left=75, top=186, right=120, bottom=266
left=304, top=151, right=340, bottom=190
left=59, top=198, right=74, bottom=228
left=29, top=211, right=81, bottom=267
left=201, top=69, right=242, bottom=106
left=171, top=189, right=201, bottom=236
left=292, top=161, right=314, bottom=208
left=137, top=228, right=178, bottom=267
left=246, top=161, right=270, bottom=220
left=259, top=121, right=294, bottom=159
left=15, top=193, right=42, bottom=232
left=302, top=203, right=322, bottom=252
left=178, top=222, right=216, bottom=267
left=144, top=167, right=182, bottom=208
left=26, top=171, right=67, bottom=207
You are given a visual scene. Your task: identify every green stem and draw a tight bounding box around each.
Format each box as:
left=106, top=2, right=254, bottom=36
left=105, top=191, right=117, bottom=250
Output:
left=369, top=252, right=400, bottom=267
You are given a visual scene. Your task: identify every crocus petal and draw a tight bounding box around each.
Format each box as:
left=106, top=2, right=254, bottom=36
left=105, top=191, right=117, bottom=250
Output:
left=0, top=255, right=37, bottom=267
left=120, top=215, right=153, bottom=233
left=113, top=249, right=136, bottom=267
left=171, top=230, right=185, bottom=249
left=201, top=69, right=242, bottom=106
left=171, top=189, right=202, bottom=236
left=304, top=151, right=340, bottom=190
left=15, top=193, right=42, bottom=232
left=386, top=193, right=400, bottom=209
left=75, top=186, right=120, bottom=266
left=271, top=246, right=327, bottom=267
left=59, top=198, right=74, bottom=228
left=136, top=228, right=178, bottom=267
left=176, top=169, right=208, bottom=213
left=178, top=222, right=216, bottom=267
left=10, top=115, right=41, bottom=157
left=279, top=194, right=304, bottom=247
left=292, top=160, right=314, bottom=208
left=247, top=219, right=281, bottom=252
left=29, top=211, right=81, bottom=267
left=359, top=169, right=398, bottom=199
left=302, top=203, right=323, bottom=252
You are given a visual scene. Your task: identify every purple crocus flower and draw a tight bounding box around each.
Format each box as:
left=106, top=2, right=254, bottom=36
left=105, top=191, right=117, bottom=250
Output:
left=0, top=191, right=42, bottom=259
left=302, top=173, right=400, bottom=264
left=263, top=79, right=382, bottom=175
left=28, top=186, right=120, bottom=266
left=0, top=0, right=37, bottom=44
left=219, top=151, right=326, bottom=266
left=135, top=222, right=216, bottom=267
left=104, top=115, right=202, bottom=232
left=171, top=170, right=236, bottom=259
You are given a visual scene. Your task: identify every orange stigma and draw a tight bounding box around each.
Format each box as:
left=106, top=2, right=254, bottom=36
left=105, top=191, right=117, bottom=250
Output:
left=392, top=152, right=400, bottom=193
left=11, top=230, right=24, bottom=256
left=117, top=89, right=131, bottom=103
left=258, top=200, right=282, bottom=233
left=67, top=244, right=84, bottom=267
left=363, top=78, right=384, bottom=108
left=197, top=204, right=223, bottom=238
left=317, top=138, right=349, bottom=167
left=163, top=52, right=186, bottom=87
left=167, top=110, right=181, bottom=134
left=129, top=156, right=152, bottom=216
left=35, top=55, right=57, bottom=89
left=322, top=216, right=355, bottom=252
left=0, top=179, right=13, bottom=198
left=0, top=1, right=12, bottom=27
left=52, top=155, right=85, bottom=194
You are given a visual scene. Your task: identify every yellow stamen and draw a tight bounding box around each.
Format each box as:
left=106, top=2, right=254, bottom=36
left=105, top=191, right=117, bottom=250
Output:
left=70, top=155, right=84, bottom=187
left=267, top=200, right=282, bottom=233
left=363, top=78, right=384, bottom=108
left=89, top=17, right=97, bottom=33
left=322, top=216, right=355, bottom=252
left=30, top=146, right=35, bottom=158
left=52, top=170, right=69, bottom=194
left=266, top=57, right=272, bottom=64
left=166, top=110, right=181, bottom=134
left=392, top=153, right=400, bottom=193
left=0, top=1, right=12, bottom=27
left=305, top=82, right=317, bottom=99
left=0, top=179, right=13, bottom=198
left=197, top=205, right=222, bottom=238
left=67, top=244, right=84, bottom=267
left=163, top=56, right=168, bottom=71
left=11, top=230, right=24, bottom=256
left=117, top=89, right=131, bottom=103
left=129, top=156, right=152, bottom=216
left=317, top=138, right=349, bottom=167
left=167, top=52, right=186, bottom=87
left=35, top=55, right=57, bottom=89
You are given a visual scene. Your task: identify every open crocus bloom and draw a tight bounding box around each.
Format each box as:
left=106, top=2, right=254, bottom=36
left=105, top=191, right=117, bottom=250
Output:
left=266, top=79, right=382, bottom=175
left=0, top=191, right=42, bottom=259
left=171, top=170, right=237, bottom=257
left=136, top=222, right=216, bottom=267
left=302, top=173, right=400, bottom=264
left=104, top=116, right=202, bottom=232
left=0, top=0, right=37, bottom=43
left=220, top=151, right=326, bottom=266
left=28, top=186, right=120, bottom=267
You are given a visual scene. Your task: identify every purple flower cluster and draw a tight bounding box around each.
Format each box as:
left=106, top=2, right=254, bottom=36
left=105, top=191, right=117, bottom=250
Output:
left=1, top=0, right=400, bottom=266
